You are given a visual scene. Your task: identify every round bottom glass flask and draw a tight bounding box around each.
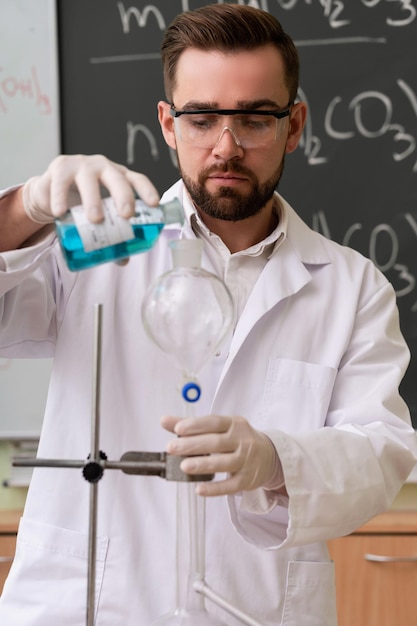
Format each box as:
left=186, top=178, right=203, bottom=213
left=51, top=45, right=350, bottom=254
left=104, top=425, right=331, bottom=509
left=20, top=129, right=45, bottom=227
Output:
left=142, top=238, right=235, bottom=376
left=142, top=239, right=235, bottom=626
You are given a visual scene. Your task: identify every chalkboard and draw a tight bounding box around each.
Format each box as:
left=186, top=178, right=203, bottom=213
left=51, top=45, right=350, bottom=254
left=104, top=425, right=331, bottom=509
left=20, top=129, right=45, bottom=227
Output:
left=58, top=1, right=417, bottom=425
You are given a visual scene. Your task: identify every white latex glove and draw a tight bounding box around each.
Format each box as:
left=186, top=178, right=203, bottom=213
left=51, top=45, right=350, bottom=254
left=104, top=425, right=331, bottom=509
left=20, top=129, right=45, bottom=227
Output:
left=22, top=154, right=160, bottom=224
left=162, top=414, right=285, bottom=497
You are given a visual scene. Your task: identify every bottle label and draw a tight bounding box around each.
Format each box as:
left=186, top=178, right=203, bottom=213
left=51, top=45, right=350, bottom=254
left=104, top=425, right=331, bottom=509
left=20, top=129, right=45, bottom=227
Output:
left=71, top=198, right=134, bottom=252
left=130, top=203, right=164, bottom=225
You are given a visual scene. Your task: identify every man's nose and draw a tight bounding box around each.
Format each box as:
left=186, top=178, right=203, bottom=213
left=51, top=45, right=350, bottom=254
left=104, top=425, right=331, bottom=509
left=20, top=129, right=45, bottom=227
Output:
left=212, top=126, right=244, bottom=160
left=214, top=125, right=242, bottom=148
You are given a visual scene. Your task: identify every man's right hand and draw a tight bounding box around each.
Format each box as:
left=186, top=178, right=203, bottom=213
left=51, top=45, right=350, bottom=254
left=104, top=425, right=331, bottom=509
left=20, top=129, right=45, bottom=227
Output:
left=22, top=154, right=161, bottom=225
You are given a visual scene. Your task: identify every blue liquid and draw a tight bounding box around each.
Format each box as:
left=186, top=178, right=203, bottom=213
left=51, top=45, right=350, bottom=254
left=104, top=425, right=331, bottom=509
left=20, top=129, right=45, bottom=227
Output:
left=56, top=222, right=164, bottom=271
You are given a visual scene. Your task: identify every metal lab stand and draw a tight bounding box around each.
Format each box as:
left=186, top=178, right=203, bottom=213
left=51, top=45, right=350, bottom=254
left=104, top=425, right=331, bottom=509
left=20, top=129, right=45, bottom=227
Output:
left=14, top=304, right=264, bottom=626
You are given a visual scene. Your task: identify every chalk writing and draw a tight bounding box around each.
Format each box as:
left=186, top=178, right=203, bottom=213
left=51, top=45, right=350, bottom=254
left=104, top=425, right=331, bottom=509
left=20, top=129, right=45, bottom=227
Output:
left=314, top=0, right=350, bottom=28
left=125, top=121, right=179, bottom=171
left=117, top=2, right=166, bottom=32
left=297, top=87, right=328, bottom=165
left=295, top=36, right=387, bottom=46
left=312, top=210, right=417, bottom=308
left=275, top=0, right=416, bottom=27
left=126, top=121, right=159, bottom=165
left=404, top=214, right=417, bottom=313
left=86, top=0, right=416, bottom=66
left=296, top=80, right=417, bottom=171
left=0, top=66, right=51, bottom=115
left=399, top=80, right=417, bottom=166
left=324, top=80, right=417, bottom=172
left=361, top=0, right=416, bottom=26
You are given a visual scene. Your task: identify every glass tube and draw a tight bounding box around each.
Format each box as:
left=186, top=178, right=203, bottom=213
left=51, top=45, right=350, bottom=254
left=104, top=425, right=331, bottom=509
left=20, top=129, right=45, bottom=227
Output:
left=142, top=239, right=234, bottom=625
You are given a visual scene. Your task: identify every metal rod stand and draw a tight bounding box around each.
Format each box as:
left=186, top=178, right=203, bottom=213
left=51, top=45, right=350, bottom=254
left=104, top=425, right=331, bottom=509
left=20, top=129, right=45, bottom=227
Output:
left=13, top=303, right=264, bottom=626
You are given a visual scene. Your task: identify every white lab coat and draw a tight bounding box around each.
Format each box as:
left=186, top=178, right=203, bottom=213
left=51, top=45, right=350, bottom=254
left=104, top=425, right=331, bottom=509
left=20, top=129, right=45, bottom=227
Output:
left=0, top=180, right=416, bottom=626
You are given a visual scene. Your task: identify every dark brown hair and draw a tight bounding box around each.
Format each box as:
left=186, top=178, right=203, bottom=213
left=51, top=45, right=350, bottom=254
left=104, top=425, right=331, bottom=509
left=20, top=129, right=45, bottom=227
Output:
left=161, top=3, right=299, bottom=103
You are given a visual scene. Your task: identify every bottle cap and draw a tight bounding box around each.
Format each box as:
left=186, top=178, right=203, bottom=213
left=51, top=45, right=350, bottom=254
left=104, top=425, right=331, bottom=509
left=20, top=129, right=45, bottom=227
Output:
left=163, top=198, right=185, bottom=225
left=169, top=239, right=203, bottom=268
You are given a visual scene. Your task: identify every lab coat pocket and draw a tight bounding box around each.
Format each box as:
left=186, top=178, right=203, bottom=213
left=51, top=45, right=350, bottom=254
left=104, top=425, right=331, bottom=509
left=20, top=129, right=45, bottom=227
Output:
left=281, top=560, right=337, bottom=626
left=1, top=517, right=109, bottom=625
left=258, top=358, right=337, bottom=431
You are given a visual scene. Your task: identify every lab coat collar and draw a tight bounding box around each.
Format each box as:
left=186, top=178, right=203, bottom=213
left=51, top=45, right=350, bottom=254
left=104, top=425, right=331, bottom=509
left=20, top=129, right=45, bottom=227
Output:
left=161, top=180, right=331, bottom=267
left=217, top=235, right=319, bottom=391
left=161, top=180, right=333, bottom=393
left=275, top=194, right=331, bottom=267
left=161, top=179, right=332, bottom=321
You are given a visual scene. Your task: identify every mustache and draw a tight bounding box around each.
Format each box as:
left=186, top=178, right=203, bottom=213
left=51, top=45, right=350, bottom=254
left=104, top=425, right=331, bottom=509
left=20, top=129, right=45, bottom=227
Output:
left=201, top=162, right=255, bottom=179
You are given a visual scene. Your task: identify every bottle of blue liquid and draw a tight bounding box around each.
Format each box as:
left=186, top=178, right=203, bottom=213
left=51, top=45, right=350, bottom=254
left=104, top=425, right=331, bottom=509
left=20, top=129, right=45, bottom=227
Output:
left=55, top=197, right=184, bottom=271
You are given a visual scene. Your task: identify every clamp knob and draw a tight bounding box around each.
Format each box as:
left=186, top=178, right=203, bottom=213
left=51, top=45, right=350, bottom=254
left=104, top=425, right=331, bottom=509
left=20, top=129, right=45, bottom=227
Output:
left=83, top=451, right=108, bottom=483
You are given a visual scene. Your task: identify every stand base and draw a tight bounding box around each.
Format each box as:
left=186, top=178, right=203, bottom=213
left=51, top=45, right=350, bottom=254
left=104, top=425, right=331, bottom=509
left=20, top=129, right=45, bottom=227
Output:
left=151, top=608, right=226, bottom=625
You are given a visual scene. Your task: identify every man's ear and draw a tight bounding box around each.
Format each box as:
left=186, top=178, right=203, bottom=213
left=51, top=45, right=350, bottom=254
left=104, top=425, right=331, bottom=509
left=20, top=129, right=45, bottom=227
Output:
left=285, top=101, right=307, bottom=154
left=158, top=101, right=177, bottom=150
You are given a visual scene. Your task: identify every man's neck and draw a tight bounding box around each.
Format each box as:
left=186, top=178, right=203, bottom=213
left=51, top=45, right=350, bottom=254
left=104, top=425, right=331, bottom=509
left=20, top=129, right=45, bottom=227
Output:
left=196, top=205, right=279, bottom=254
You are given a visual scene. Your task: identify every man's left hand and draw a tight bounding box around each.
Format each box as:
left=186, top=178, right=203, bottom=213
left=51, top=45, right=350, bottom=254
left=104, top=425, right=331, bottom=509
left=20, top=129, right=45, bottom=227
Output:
left=161, top=414, right=283, bottom=497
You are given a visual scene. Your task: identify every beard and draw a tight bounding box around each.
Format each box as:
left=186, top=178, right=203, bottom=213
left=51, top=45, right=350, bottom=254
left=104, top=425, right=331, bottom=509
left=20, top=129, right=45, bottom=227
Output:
left=179, top=157, right=285, bottom=222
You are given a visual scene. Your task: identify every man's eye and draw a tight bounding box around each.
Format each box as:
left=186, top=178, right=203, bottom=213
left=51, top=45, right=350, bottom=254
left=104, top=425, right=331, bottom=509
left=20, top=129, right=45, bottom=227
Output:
left=188, top=116, right=218, bottom=130
left=240, top=116, right=271, bottom=129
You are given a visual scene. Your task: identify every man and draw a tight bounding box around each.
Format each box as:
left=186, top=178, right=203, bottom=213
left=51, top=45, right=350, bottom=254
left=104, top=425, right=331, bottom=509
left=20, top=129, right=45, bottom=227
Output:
left=0, top=4, right=416, bottom=625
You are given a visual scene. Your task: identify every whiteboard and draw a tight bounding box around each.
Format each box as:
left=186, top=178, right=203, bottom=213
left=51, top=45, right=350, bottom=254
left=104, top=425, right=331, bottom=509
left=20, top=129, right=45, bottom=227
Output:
left=0, top=0, right=59, bottom=437
left=0, top=0, right=60, bottom=187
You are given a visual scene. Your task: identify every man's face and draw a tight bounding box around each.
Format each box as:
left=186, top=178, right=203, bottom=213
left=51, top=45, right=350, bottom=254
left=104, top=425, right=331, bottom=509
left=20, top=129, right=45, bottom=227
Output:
left=159, top=45, right=305, bottom=222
